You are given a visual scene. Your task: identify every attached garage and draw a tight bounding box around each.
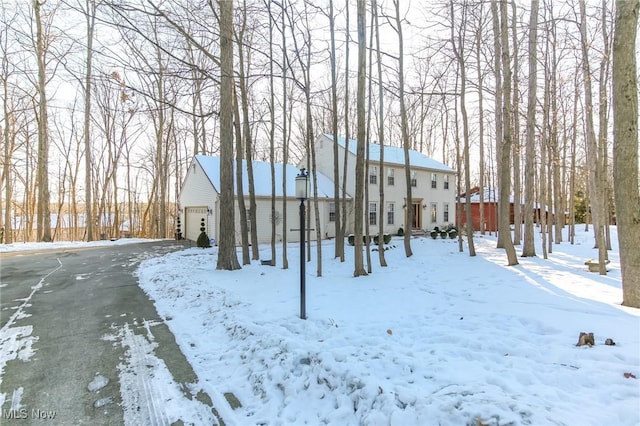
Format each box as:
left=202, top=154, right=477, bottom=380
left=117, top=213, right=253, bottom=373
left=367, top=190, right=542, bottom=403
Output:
left=184, top=207, right=209, bottom=242
left=178, top=155, right=343, bottom=245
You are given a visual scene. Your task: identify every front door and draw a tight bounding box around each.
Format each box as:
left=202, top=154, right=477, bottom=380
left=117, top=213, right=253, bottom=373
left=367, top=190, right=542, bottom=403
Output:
left=412, top=203, right=421, bottom=229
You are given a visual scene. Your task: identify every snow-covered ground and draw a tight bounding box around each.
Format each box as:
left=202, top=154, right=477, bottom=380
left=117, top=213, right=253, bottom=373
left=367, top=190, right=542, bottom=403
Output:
left=2, top=228, right=638, bottom=425
left=136, top=228, right=639, bottom=426
left=0, top=237, right=152, bottom=253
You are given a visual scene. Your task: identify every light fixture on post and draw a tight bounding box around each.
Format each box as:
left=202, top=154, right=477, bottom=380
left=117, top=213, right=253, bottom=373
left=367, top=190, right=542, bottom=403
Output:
left=295, top=168, right=309, bottom=320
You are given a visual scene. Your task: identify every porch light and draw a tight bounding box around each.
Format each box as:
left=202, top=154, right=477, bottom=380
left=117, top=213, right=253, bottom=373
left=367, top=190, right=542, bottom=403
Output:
left=295, top=168, right=309, bottom=200
left=295, top=168, right=309, bottom=320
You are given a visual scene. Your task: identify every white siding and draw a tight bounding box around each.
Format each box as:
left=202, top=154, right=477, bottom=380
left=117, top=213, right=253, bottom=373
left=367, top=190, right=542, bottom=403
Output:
left=311, top=134, right=457, bottom=234
left=179, top=160, right=218, bottom=242
left=233, top=197, right=337, bottom=244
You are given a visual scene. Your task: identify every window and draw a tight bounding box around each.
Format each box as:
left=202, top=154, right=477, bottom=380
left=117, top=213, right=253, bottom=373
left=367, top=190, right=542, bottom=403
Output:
left=388, top=169, right=395, bottom=186
left=387, top=203, right=395, bottom=225
left=431, top=173, right=437, bottom=189
left=411, top=171, right=417, bottom=187
left=444, top=175, right=449, bottom=190
left=444, top=203, right=449, bottom=222
left=369, top=166, right=377, bottom=184
left=329, top=202, right=336, bottom=222
left=431, top=203, right=437, bottom=223
left=369, top=203, right=377, bottom=225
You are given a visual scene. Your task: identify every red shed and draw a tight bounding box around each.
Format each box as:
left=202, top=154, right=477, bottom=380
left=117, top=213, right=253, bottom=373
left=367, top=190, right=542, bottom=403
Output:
left=457, top=187, right=519, bottom=232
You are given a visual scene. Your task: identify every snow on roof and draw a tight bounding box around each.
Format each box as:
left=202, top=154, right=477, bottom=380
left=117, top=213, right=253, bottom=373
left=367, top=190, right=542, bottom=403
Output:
left=323, top=133, right=456, bottom=173
left=194, top=155, right=345, bottom=199
left=458, top=187, right=524, bottom=204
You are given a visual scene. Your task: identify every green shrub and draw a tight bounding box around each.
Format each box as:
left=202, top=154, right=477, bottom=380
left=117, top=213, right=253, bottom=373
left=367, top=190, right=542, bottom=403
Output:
left=197, top=217, right=211, bottom=248
left=397, top=227, right=404, bottom=236
left=430, top=230, right=438, bottom=239
left=440, top=230, right=448, bottom=239
left=347, top=234, right=371, bottom=245
left=449, top=231, right=458, bottom=239
left=373, top=233, right=392, bottom=245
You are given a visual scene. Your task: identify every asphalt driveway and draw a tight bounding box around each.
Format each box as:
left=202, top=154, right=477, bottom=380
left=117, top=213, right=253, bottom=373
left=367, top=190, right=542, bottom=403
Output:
left=0, top=240, right=222, bottom=425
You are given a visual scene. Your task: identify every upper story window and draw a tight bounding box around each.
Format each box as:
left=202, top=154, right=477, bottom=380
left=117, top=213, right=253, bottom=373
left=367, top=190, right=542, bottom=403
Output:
left=431, top=173, right=437, bottom=189
left=411, top=171, right=417, bottom=187
left=388, top=169, right=395, bottom=186
left=329, top=202, right=336, bottom=222
left=444, top=174, right=450, bottom=190
left=369, top=166, right=377, bottom=184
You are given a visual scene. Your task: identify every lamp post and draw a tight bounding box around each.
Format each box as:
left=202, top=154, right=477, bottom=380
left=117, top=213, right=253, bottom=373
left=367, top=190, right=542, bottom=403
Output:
left=295, top=168, right=309, bottom=319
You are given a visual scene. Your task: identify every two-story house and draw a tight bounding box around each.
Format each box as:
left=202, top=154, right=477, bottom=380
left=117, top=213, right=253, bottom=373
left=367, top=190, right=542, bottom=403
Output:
left=308, top=134, right=457, bottom=237
left=178, top=134, right=456, bottom=245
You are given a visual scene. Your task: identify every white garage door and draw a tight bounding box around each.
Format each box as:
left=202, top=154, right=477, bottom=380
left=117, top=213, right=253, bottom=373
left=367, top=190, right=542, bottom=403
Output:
left=185, top=207, right=209, bottom=241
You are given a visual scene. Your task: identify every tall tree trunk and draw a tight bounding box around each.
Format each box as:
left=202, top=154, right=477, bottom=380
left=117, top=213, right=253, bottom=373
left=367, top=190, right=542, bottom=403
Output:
left=353, top=0, right=367, bottom=277
left=511, top=0, right=522, bottom=246
left=2, top=37, right=13, bottom=243
left=541, top=66, right=549, bottom=260
left=394, top=0, right=413, bottom=258
left=236, top=6, right=259, bottom=260
left=233, top=88, right=250, bottom=265
left=34, top=0, right=52, bottom=242
left=551, top=15, right=563, bottom=247
left=217, top=0, right=240, bottom=271
left=340, top=1, right=351, bottom=241
left=522, top=0, right=539, bottom=257
left=498, top=0, right=519, bottom=265
left=491, top=0, right=504, bottom=248
left=450, top=1, right=475, bottom=256
left=476, top=18, right=486, bottom=237
left=268, top=0, right=276, bottom=266
left=280, top=0, right=289, bottom=270
left=84, top=0, right=95, bottom=242
left=598, top=0, right=612, bottom=252
left=329, top=0, right=344, bottom=262
left=373, top=0, right=387, bottom=267
left=612, top=0, right=640, bottom=307
left=579, top=0, right=607, bottom=274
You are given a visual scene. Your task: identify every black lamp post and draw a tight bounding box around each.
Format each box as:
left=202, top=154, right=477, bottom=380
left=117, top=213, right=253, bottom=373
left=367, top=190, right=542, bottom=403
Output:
left=295, top=168, right=309, bottom=320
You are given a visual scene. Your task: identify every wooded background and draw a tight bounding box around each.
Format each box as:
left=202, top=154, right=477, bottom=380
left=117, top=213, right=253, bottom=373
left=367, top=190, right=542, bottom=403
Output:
left=1, top=0, right=638, bottom=305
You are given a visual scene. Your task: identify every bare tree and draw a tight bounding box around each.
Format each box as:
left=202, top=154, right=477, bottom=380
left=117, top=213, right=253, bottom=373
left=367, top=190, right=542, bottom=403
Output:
left=393, top=0, right=413, bottom=258
left=578, top=0, right=607, bottom=274
left=373, top=0, right=387, bottom=267
left=450, top=0, right=475, bottom=256
left=522, top=0, right=539, bottom=257
left=34, top=0, right=53, bottom=242
left=511, top=0, right=522, bottom=246
left=612, top=0, right=640, bottom=307
left=235, top=1, right=259, bottom=260
left=329, top=0, right=344, bottom=262
left=82, top=0, right=96, bottom=241
left=217, top=0, right=240, bottom=271
left=353, top=0, right=367, bottom=277
left=496, top=0, right=519, bottom=265
left=233, top=86, right=250, bottom=265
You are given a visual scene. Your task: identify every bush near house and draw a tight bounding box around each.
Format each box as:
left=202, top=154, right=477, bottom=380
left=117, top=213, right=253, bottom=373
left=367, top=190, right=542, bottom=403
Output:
left=348, top=233, right=392, bottom=246
left=197, top=217, right=211, bottom=248
left=430, top=224, right=458, bottom=239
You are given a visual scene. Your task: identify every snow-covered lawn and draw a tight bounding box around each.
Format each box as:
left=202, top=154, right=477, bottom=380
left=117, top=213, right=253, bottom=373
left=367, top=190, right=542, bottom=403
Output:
left=0, top=238, right=152, bottom=253
left=137, top=228, right=640, bottom=426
